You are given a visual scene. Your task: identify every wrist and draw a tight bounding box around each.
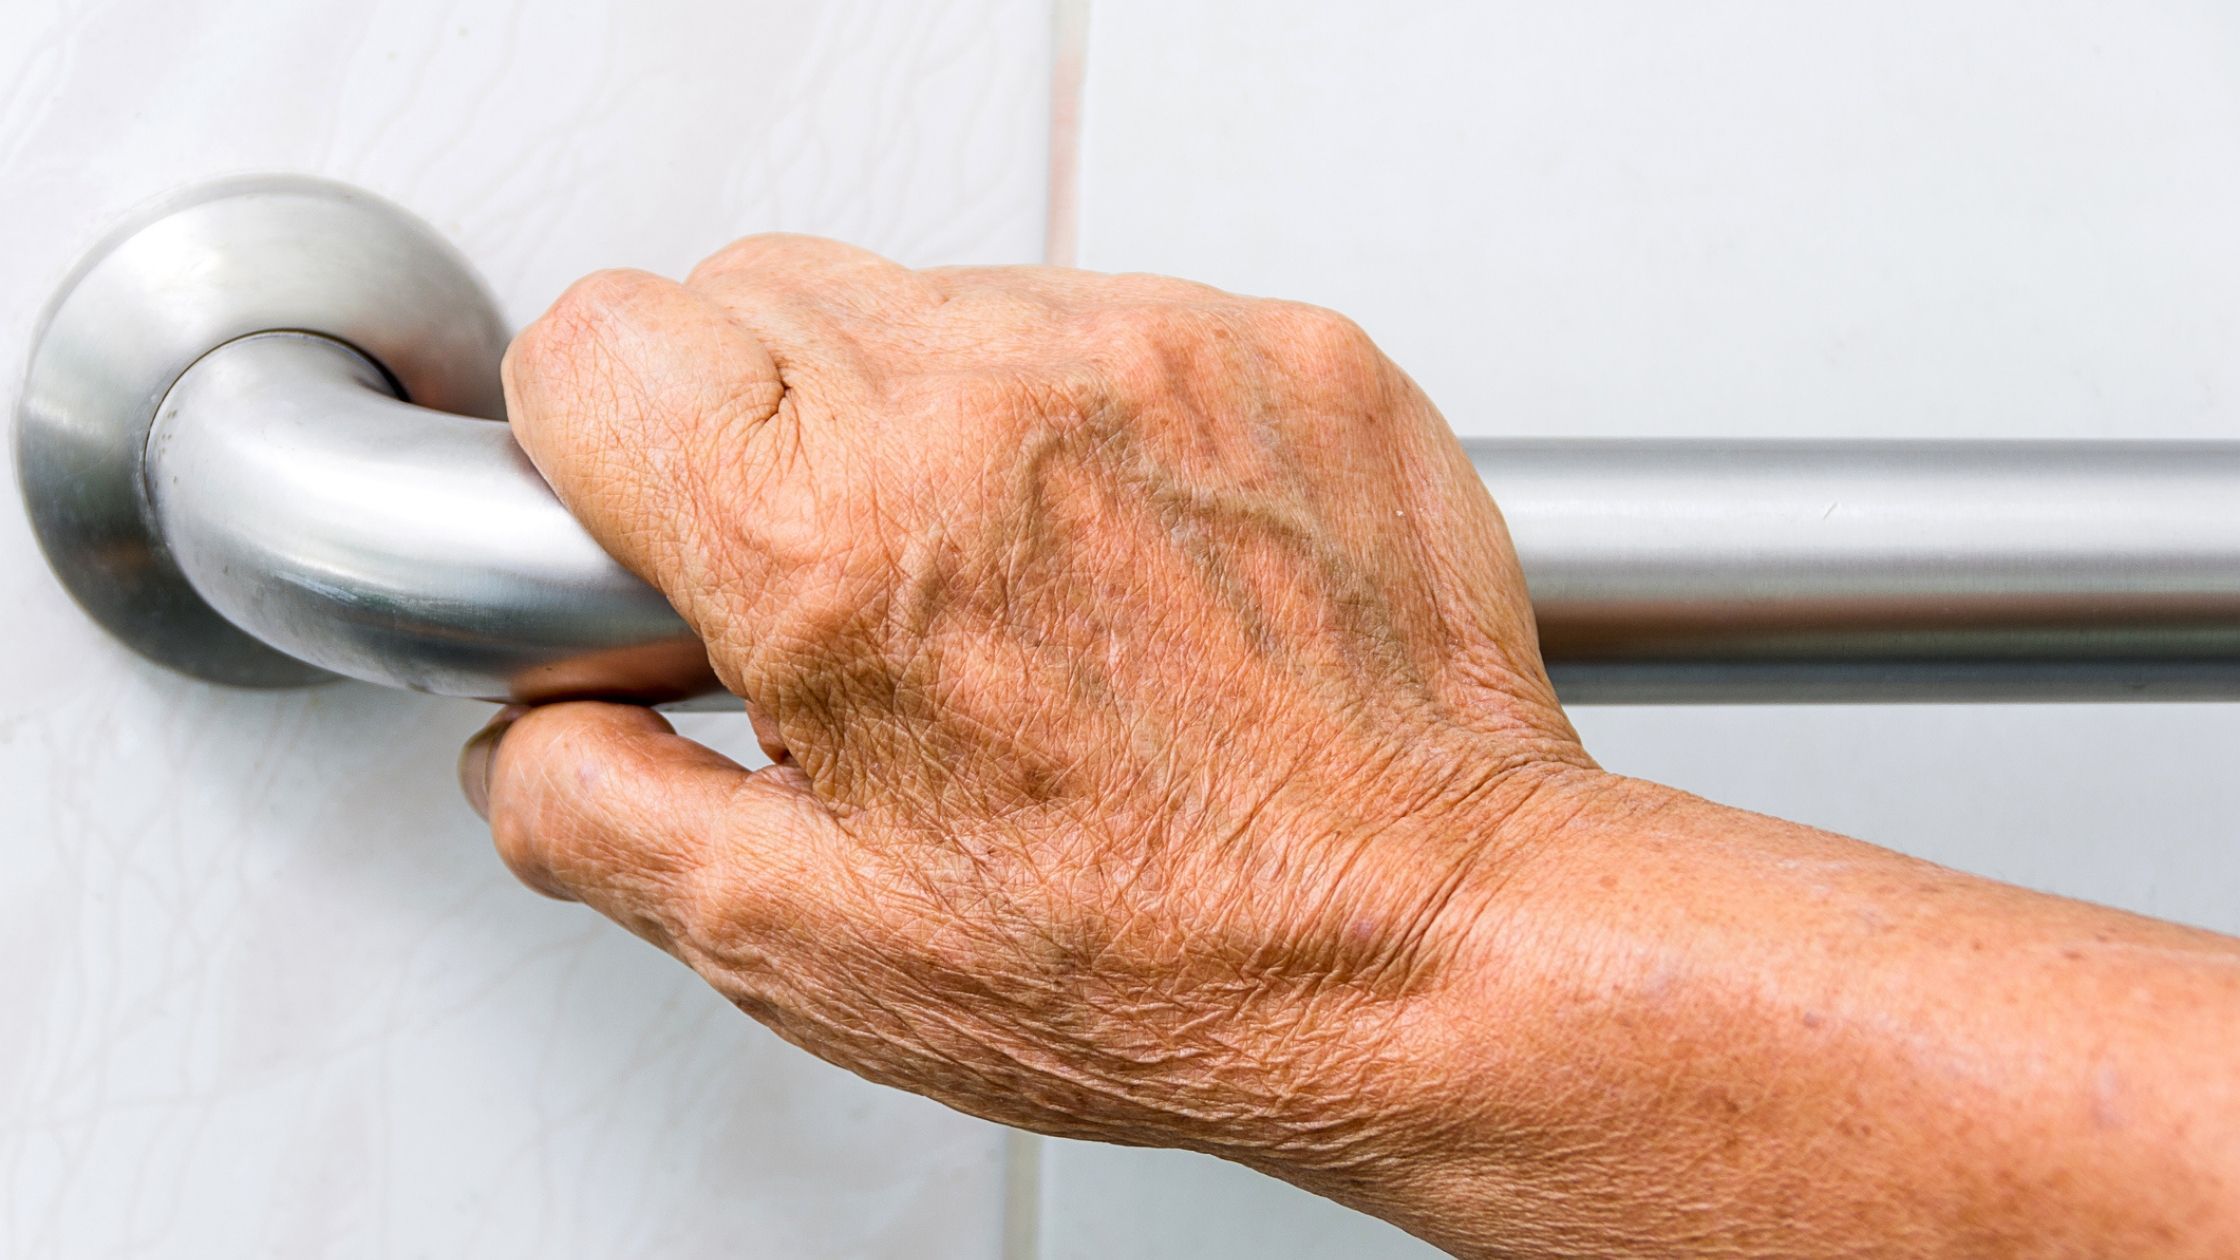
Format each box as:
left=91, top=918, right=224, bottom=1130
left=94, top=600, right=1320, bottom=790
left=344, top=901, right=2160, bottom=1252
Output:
left=1224, top=760, right=1659, bottom=1235
left=1234, top=749, right=2240, bottom=1259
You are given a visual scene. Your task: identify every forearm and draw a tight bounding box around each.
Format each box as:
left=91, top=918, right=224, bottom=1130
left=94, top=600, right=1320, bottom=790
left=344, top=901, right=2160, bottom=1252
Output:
left=487, top=246, right=2236, bottom=1259
left=1296, top=770, right=2240, bottom=1258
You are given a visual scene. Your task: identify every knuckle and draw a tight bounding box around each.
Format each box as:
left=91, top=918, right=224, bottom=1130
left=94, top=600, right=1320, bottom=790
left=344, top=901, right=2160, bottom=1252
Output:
left=689, top=232, right=893, bottom=291
left=925, top=278, right=1062, bottom=341
left=1078, top=304, right=1194, bottom=388
left=1254, top=301, right=1387, bottom=394
left=669, top=782, right=821, bottom=966
left=549, top=268, right=654, bottom=336
left=1105, top=270, right=1230, bottom=304
left=561, top=265, right=656, bottom=308
left=1070, top=291, right=1262, bottom=401
left=511, top=270, right=649, bottom=383
left=677, top=845, right=782, bottom=957
left=687, top=232, right=804, bottom=286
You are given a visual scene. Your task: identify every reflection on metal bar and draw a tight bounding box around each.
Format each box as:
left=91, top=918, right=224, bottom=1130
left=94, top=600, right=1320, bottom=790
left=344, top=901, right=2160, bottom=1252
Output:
left=1470, top=439, right=2240, bottom=702
left=148, top=334, right=2240, bottom=705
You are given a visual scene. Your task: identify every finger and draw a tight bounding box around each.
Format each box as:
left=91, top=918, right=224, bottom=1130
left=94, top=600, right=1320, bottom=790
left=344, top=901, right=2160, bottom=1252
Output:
left=911, top=265, right=1246, bottom=380
left=745, top=699, right=794, bottom=766
left=919, top=263, right=1232, bottom=309
left=685, top=233, right=942, bottom=369
left=502, top=268, right=782, bottom=594
left=462, top=701, right=839, bottom=956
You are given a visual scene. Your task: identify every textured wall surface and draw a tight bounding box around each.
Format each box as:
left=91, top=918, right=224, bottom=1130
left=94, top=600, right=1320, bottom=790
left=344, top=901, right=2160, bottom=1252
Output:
left=1045, top=2, right=2240, bottom=1255
left=0, top=1, right=1048, bottom=1256
left=12, top=3, right=2240, bottom=1256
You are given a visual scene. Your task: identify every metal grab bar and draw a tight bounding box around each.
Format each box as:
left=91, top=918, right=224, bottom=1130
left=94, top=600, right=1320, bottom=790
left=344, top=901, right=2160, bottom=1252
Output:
left=18, top=176, right=2240, bottom=705
left=146, top=332, right=718, bottom=705
left=144, top=332, right=2240, bottom=704
left=1479, top=439, right=2240, bottom=702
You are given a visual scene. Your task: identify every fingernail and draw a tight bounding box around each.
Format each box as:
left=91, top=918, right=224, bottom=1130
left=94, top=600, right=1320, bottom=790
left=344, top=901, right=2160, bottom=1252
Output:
left=459, top=704, right=529, bottom=820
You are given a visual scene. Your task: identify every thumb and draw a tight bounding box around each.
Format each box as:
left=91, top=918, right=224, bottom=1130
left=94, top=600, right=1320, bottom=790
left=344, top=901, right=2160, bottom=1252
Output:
left=459, top=702, right=837, bottom=956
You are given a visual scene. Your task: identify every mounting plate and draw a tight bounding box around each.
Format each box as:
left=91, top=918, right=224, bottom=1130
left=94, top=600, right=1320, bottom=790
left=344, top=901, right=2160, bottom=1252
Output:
left=15, top=174, right=511, bottom=687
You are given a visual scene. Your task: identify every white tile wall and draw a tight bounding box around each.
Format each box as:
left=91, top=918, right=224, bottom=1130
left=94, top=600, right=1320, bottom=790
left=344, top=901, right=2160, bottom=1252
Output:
left=0, top=1, right=1048, bottom=1256
left=13, top=3, right=2240, bottom=1255
left=1038, top=1144, right=1437, bottom=1260
left=1044, top=2, right=2240, bottom=1254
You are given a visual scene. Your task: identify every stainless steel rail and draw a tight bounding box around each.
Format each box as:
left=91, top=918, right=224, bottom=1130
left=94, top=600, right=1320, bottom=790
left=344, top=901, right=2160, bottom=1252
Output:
left=1475, top=440, right=2240, bottom=702
left=18, top=176, right=2240, bottom=705
left=147, top=333, right=717, bottom=704
left=134, top=331, right=2240, bottom=706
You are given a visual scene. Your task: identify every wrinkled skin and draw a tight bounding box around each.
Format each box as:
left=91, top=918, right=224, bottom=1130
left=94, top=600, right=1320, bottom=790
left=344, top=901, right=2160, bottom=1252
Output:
left=487, top=238, right=1592, bottom=1174
left=476, top=237, right=2240, bottom=1259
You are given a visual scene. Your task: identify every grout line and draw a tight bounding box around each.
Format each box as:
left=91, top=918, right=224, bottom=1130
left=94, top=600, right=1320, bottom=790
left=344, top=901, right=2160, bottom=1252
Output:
left=1000, top=1126, right=1046, bottom=1260
left=1042, top=0, right=1091, bottom=268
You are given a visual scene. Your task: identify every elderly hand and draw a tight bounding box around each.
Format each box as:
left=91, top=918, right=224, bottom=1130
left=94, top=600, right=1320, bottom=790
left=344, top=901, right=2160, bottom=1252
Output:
left=471, top=236, right=1592, bottom=1164
left=467, top=238, right=2240, bottom=1259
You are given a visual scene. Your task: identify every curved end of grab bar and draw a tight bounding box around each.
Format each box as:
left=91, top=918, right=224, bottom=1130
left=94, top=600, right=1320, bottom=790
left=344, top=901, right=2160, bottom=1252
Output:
left=15, top=174, right=722, bottom=706
left=147, top=332, right=720, bottom=705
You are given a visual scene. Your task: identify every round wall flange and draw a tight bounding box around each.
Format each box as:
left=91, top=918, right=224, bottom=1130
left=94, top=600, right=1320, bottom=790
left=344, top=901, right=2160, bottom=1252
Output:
left=15, top=174, right=511, bottom=687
